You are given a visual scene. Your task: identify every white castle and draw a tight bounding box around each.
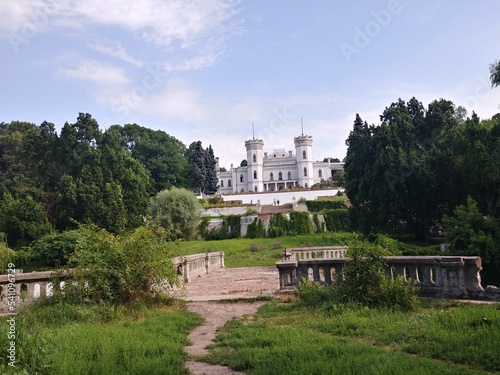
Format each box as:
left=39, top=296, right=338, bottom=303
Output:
left=217, top=133, right=344, bottom=194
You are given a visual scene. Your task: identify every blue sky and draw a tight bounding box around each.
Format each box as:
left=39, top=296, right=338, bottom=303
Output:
left=1, top=0, right=499, bottom=168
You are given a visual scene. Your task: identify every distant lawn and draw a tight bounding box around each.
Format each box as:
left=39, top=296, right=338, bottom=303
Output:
left=167, top=232, right=440, bottom=268
left=204, top=300, right=500, bottom=374
left=167, top=233, right=359, bottom=268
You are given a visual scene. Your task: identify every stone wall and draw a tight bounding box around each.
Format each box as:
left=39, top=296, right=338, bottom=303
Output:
left=0, top=252, right=225, bottom=313
left=276, top=253, right=500, bottom=301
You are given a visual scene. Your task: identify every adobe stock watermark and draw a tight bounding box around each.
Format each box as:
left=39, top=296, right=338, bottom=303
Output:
left=112, top=62, right=169, bottom=120
left=8, top=0, right=69, bottom=53
left=340, top=0, right=405, bottom=63
left=256, top=107, right=297, bottom=145
left=464, top=75, right=498, bottom=112
left=6, top=263, right=17, bottom=368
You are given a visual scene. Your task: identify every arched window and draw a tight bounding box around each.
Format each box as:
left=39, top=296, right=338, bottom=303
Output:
left=240, top=188, right=244, bottom=192
left=287, top=171, right=292, bottom=180
left=253, top=154, right=256, bottom=163
left=278, top=171, right=283, bottom=180
left=305, top=183, right=308, bottom=188
left=302, top=150, right=307, bottom=159
left=270, top=172, right=274, bottom=181
left=253, top=170, right=257, bottom=179
left=220, top=180, right=224, bottom=188
left=240, top=174, right=244, bottom=183
left=228, top=179, right=232, bottom=187
left=254, top=186, right=258, bottom=192
left=318, top=169, right=322, bottom=178
left=303, top=167, right=308, bottom=176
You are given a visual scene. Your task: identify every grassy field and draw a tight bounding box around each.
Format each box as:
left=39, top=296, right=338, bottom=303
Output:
left=167, top=232, right=360, bottom=267
left=204, top=299, right=500, bottom=374
left=0, top=298, right=203, bottom=375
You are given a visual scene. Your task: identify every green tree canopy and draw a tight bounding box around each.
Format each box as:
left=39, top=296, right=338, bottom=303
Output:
left=149, top=187, right=200, bottom=241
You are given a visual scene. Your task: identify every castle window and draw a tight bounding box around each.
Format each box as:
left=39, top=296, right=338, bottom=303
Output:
left=254, top=186, right=258, bottom=192
left=303, top=167, right=308, bottom=177
left=253, top=170, right=257, bottom=179
left=270, top=172, right=274, bottom=181
left=240, top=174, right=244, bottom=183
left=305, top=183, right=308, bottom=188
left=287, top=171, right=291, bottom=180
left=302, top=150, right=307, bottom=159
left=241, top=188, right=244, bottom=192
left=221, top=180, right=224, bottom=188
left=228, top=179, right=232, bottom=187
left=318, top=169, right=322, bottom=178
left=253, top=154, right=256, bottom=163
left=278, top=171, right=283, bottom=180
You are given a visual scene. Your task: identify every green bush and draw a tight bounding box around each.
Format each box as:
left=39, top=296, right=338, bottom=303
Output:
left=288, top=211, right=313, bottom=236
left=305, top=199, right=345, bottom=212
left=26, top=230, right=83, bottom=268
left=324, top=209, right=351, bottom=232
left=267, top=213, right=288, bottom=238
left=60, top=226, right=177, bottom=305
left=247, top=217, right=265, bottom=238
left=297, top=245, right=418, bottom=311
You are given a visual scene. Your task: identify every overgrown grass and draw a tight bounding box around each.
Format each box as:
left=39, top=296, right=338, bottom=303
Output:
left=204, top=300, right=500, bottom=374
left=168, top=233, right=359, bottom=267
left=0, top=297, right=203, bottom=375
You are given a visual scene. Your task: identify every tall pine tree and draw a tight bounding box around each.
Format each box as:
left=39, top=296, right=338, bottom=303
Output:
left=203, top=145, right=219, bottom=195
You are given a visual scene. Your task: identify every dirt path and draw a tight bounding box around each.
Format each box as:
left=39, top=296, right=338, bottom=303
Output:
left=178, top=267, right=279, bottom=375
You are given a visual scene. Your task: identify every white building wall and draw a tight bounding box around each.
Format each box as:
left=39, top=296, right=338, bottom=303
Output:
left=217, top=135, right=344, bottom=194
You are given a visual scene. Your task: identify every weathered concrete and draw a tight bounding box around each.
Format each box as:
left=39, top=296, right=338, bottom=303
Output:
left=277, top=252, right=500, bottom=301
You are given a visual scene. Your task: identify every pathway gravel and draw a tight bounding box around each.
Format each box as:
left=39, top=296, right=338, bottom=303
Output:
left=177, top=266, right=279, bottom=375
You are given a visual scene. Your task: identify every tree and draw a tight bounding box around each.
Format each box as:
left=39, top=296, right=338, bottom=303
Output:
left=345, top=98, right=463, bottom=238
left=490, top=60, right=500, bottom=88
left=203, top=145, right=219, bottom=195
left=119, top=124, right=189, bottom=192
left=149, top=188, right=200, bottom=241
left=322, top=157, right=340, bottom=163
left=443, top=197, right=500, bottom=285
left=240, top=159, right=247, bottom=167
left=187, top=141, right=206, bottom=194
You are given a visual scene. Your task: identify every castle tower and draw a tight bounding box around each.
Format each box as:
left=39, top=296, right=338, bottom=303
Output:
left=294, top=135, right=314, bottom=188
left=245, top=138, right=264, bottom=192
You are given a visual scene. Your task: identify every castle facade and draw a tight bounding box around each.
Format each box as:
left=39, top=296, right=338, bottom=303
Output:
left=217, top=134, right=344, bottom=194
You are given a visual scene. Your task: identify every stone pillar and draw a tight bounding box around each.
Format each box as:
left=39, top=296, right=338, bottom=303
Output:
left=276, top=261, right=298, bottom=290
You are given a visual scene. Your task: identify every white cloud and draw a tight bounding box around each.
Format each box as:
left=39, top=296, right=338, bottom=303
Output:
left=90, top=41, right=144, bottom=67
left=58, top=59, right=129, bottom=85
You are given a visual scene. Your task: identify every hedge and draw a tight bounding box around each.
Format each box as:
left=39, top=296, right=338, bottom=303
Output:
left=305, top=200, right=345, bottom=212
left=323, top=209, right=351, bottom=232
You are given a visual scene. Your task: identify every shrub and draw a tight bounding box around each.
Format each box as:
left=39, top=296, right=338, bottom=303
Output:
left=324, top=209, right=351, bottom=232
left=297, top=245, right=418, bottom=311
left=305, top=199, right=345, bottom=212
left=61, top=226, right=177, bottom=305
left=267, top=213, right=288, bottom=238
left=247, top=218, right=265, bottom=238
left=288, top=211, right=313, bottom=236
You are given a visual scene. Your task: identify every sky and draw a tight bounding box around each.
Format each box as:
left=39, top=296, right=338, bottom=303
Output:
left=1, top=0, right=500, bottom=169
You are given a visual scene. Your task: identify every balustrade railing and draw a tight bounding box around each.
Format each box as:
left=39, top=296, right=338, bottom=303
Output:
left=277, top=251, right=499, bottom=301
left=0, top=251, right=225, bottom=313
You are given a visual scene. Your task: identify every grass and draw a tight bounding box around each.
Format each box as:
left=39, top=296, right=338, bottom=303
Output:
left=203, top=299, right=500, bottom=374
left=0, top=297, right=203, bottom=375
left=168, top=232, right=360, bottom=267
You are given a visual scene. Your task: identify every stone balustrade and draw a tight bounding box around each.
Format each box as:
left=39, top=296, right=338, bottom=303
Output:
left=0, top=251, right=225, bottom=313
left=277, top=253, right=500, bottom=301
left=172, top=251, right=225, bottom=283
left=282, top=246, right=347, bottom=261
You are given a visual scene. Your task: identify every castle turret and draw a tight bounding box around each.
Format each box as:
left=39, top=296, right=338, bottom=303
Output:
left=294, top=135, right=314, bottom=188
left=245, top=138, right=264, bottom=192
